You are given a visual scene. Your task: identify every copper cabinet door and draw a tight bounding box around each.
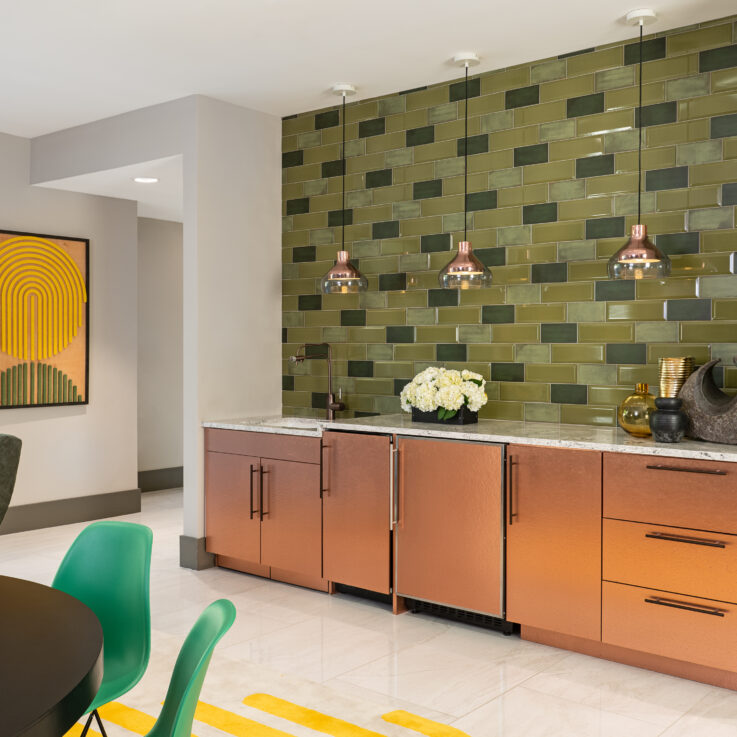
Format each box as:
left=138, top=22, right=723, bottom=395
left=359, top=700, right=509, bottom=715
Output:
left=205, top=451, right=261, bottom=562
left=322, top=431, right=392, bottom=594
left=260, top=459, right=322, bottom=578
left=396, top=437, right=503, bottom=616
left=506, top=445, right=602, bottom=640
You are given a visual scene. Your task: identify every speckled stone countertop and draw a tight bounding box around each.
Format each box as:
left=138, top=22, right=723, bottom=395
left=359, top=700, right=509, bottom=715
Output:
left=203, top=413, right=737, bottom=462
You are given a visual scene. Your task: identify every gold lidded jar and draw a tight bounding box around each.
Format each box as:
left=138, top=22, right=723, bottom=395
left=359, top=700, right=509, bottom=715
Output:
left=618, top=383, right=656, bottom=437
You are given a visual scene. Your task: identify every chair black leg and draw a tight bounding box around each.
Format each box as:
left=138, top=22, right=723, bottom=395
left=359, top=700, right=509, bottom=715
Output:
left=79, top=712, right=95, bottom=737
left=92, top=709, right=109, bottom=737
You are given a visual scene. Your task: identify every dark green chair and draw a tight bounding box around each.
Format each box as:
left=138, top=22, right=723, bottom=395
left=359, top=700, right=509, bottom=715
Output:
left=0, top=433, right=22, bottom=527
left=53, top=521, right=153, bottom=737
left=145, top=599, right=235, bottom=737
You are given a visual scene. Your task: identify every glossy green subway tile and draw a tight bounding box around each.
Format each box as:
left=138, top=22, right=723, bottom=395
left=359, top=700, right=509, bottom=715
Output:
left=526, top=363, right=576, bottom=383
left=525, top=402, right=561, bottom=422
left=634, top=322, right=679, bottom=342
left=507, top=244, right=558, bottom=266
left=516, top=344, right=551, bottom=362
left=516, top=303, right=566, bottom=323
left=648, top=343, right=711, bottom=363
left=567, top=300, right=606, bottom=322
left=542, top=281, right=594, bottom=302
left=681, top=321, right=737, bottom=342
left=607, top=300, right=665, bottom=321
left=578, top=364, right=617, bottom=385
left=596, top=66, right=635, bottom=92
left=500, top=382, right=550, bottom=402
left=617, top=365, right=660, bottom=387
left=636, top=278, right=697, bottom=299
left=579, top=322, right=634, bottom=342
left=551, top=343, right=604, bottom=363
left=468, top=344, right=517, bottom=362
left=531, top=59, right=567, bottom=84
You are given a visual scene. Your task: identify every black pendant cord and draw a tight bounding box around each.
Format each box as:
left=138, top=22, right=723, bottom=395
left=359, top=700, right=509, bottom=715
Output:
left=637, top=22, right=643, bottom=225
left=341, top=93, right=346, bottom=250
left=464, top=63, right=469, bottom=242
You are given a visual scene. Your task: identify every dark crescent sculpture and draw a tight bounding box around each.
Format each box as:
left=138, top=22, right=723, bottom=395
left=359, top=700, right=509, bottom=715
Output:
left=678, top=359, right=737, bottom=445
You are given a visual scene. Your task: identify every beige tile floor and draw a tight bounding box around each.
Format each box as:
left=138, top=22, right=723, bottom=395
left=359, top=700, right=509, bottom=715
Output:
left=2, top=489, right=737, bottom=737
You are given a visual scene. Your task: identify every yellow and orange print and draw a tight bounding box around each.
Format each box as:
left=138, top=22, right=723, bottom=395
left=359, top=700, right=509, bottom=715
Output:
left=0, top=231, right=88, bottom=408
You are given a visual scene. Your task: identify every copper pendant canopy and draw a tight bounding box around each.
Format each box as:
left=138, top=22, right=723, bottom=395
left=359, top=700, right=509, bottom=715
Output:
left=608, top=224, right=671, bottom=280
left=438, top=241, right=492, bottom=289
left=321, top=250, right=369, bottom=294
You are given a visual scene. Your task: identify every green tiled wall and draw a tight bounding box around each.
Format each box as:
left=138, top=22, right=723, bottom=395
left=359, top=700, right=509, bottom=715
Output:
left=282, top=16, right=737, bottom=426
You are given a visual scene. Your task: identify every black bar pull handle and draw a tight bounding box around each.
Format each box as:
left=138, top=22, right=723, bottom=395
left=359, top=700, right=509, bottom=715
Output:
left=249, top=464, right=258, bottom=520
left=645, top=531, right=726, bottom=548
left=646, top=464, right=727, bottom=476
left=645, top=596, right=726, bottom=617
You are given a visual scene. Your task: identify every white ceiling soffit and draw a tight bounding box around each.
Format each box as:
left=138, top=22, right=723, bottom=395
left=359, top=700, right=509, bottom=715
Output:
left=38, top=156, right=183, bottom=222
left=1, top=0, right=734, bottom=138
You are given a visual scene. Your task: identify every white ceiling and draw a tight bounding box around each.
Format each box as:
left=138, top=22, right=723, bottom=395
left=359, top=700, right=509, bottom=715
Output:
left=2, top=0, right=734, bottom=139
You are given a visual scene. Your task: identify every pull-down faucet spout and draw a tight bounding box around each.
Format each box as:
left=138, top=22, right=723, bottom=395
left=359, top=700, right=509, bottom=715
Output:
left=288, top=343, right=345, bottom=420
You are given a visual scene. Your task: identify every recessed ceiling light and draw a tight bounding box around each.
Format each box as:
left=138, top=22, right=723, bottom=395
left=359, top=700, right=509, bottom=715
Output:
left=133, top=177, right=158, bottom=184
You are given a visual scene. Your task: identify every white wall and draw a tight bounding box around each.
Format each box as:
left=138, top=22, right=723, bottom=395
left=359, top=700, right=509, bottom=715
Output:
left=137, top=217, right=183, bottom=472
left=0, top=132, right=138, bottom=505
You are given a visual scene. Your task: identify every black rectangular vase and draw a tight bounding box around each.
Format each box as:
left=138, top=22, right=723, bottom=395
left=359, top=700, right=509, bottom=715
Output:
left=411, top=406, right=479, bottom=425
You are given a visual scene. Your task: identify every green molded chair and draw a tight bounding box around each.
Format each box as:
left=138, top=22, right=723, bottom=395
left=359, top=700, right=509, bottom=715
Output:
left=145, top=599, right=235, bottom=737
left=53, top=520, right=153, bottom=737
left=0, top=433, right=22, bottom=527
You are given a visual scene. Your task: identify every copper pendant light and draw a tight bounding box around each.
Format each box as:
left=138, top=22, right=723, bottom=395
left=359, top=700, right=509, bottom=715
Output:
left=439, top=53, right=492, bottom=290
left=608, top=10, right=671, bottom=280
left=321, top=84, right=368, bottom=294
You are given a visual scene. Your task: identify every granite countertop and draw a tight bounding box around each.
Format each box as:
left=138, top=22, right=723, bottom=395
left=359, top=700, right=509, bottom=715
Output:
left=203, top=413, right=737, bottom=462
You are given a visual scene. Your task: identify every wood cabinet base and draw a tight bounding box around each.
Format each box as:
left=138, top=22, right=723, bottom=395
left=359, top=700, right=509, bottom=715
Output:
left=217, top=555, right=330, bottom=593
left=522, top=625, right=737, bottom=691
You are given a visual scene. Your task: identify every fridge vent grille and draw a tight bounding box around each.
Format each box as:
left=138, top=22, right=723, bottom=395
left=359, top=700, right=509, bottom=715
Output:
left=407, top=599, right=515, bottom=634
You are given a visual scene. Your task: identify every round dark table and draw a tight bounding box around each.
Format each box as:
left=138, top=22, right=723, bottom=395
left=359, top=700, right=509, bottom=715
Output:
left=0, top=575, right=103, bottom=737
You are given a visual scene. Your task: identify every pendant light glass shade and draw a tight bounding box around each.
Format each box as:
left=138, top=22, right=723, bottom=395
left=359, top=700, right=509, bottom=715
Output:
left=609, top=13, right=670, bottom=280
left=321, top=86, right=367, bottom=294
left=438, top=241, right=492, bottom=289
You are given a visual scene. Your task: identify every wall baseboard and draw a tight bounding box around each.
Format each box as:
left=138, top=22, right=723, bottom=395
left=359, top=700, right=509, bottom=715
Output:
left=138, top=466, right=183, bottom=492
left=180, top=535, right=215, bottom=570
left=0, top=488, right=141, bottom=535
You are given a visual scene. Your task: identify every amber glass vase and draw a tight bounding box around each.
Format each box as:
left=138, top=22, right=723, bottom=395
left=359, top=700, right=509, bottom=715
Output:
left=618, top=383, right=656, bottom=437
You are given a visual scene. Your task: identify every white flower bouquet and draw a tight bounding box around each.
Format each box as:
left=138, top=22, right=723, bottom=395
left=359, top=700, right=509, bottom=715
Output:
left=400, top=367, right=488, bottom=422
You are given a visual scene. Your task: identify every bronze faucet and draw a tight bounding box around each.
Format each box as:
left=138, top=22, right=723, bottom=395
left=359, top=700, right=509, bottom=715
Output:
left=288, top=343, right=345, bottom=420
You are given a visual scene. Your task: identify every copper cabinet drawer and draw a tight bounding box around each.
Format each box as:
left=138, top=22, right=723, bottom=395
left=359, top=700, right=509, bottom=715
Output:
left=603, top=581, right=737, bottom=671
left=603, top=453, right=737, bottom=533
left=205, top=428, right=320, bottom=464
left=603, top=519, right=737, bottom=604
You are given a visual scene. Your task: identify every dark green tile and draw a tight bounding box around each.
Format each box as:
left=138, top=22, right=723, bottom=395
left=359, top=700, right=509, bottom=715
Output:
left=414, top=179, right=443, bottom=199
left=476, top=247, right=506, bottom=267
left=305, top=344, right=325, bottom=357
left=624, top=36, right=666, bottom=65
left=283, top=114, right=298, bottom=120
left=372, top=220, right=400, bottom=239
left=394, top=378, right=412, bottom=396
left=665, top=298, right=711, bottom=321
left=458, top=134, right=489, bottom=156
left=298, top=294, right=322, bottom=311
left=312, top=392, right=329, bottom=409
left=322, top=159, right=345, bottom=178
left=586, top=216, right=624, bottom=239
left=315, top=109, right=339, bottom=129
left=712, top=113, right=737, bottom=138
left=723, top=183, right=737, bottom=206
left=700, top=44, right=737, bottom=73
left=293, top=245, right=316, bottom=263
left=379, top=272, right=407, bottom=291
left=286, top=197, right=310, bottom=215
left=341, top=309, right=366, bottom=326
left=506, top=85, right=540, bottom=109
left=329, top=209, right=353, bottom=227
left=635, top=102, right=677, bottom=128
left=567, top=92, right=605, bottom=118
left=366, top=168, right=393, bottom=188
left=514, top=143, right=548, bottom=167
left=531, top=263, right=567, bottom=283
left=348, top=360, right=374, bottom=377
left=282, top=375, right=295, bottom=391
left=645, top=166, right=689, bottom=191
left=492, top=363, right=524, bottom=381
left=576, top=154, right=614, bottom=178
left=421, top=233, right=451, bottom=253
left=482, top=305, right=515, bottom=323
left=541, top=323, right=577, bottom=343
left=466, top=190, right=498, bottom=211
left=429, top=288, right=459, bottom=307
left=655, top=232, right=700, bottom=255
left=450, top=77, right=481, bottom=102
left=400, top=85, right=428, bottom=95
left=437, top=343, right=467, bottom=362
left=387, top=326, right=415, bottom=343
left=282, top=327, right=288, bottom=343
left=595, top=280, right=635, bottom=301
left=606, top=343, right=646, bottom=364
left=359, top=117, right=386, bottom=138
left=559, top=47, right=596, bottom=59
left=551, top=384, right=587, bottom=404
left=407, top=125, right=435, bottom=146
left=282, top=150, right=303, bottom=168
left=523, top=202, right=557, bottom=224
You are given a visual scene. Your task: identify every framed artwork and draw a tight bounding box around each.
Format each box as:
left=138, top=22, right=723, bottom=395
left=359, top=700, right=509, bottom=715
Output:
left=0, top=229, right=89, bottom=408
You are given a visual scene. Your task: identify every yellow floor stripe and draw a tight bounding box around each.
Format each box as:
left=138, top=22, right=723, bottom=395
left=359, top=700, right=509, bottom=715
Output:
left=382, top=711, right=469, bottom=737
left=243, top=694, right=386, bottom=737
left=63, top=722, right=102, bottom=737
left=195, top=701, right=296, bottom=737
